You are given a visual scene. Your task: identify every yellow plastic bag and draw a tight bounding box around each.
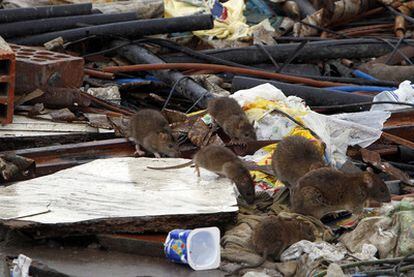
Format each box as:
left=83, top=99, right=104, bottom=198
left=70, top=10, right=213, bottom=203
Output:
left=164, top=0, right=251, bottom=40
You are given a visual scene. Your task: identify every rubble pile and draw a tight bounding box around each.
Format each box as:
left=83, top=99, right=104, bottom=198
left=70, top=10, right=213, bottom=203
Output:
left=0, top=0, right=413, bottom=276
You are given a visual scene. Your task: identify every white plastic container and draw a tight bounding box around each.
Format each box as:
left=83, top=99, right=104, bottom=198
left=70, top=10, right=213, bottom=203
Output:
left=164, top=227, right=221, bottom=270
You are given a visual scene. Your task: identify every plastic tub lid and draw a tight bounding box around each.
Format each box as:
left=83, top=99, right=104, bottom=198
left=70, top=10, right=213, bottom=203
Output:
left=187, top=227, right=220, bottom=271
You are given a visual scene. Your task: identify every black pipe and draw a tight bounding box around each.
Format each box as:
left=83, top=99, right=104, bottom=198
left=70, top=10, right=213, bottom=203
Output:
left=162, top=39, right=408, bottom=65
left=231, top=76, right=373, bottom=109
left=0, top=12, right=140, bottom=39
left=288, top=74, right=399, bottom=87
left=0, top=3, right=92, bottom=23
left=11, top=14, right=214, bottom=45
left=113, top=40, right=214, bottom=108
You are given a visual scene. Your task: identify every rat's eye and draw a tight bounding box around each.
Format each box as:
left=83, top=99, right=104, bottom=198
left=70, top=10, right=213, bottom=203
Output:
left=168, top=144, right=174, bottom=149
left=244, top=133, right=250, bottom=137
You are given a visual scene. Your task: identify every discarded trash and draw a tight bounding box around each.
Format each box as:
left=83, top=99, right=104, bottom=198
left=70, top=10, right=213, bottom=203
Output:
left=0, top=1, right=414, bottom=276
left=280, top=240, right=347, bottom=263
left=164, top=227, right=221, bottom=270
left=371, top=81, right=414, bottom=112
left=11, top=254, right=31, bottom=277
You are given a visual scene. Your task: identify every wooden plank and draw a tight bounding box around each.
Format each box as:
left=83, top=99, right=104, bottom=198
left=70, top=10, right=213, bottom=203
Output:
left=0, top=115, right=112, bottom=137
left=0, top=157, right=238, bottom=238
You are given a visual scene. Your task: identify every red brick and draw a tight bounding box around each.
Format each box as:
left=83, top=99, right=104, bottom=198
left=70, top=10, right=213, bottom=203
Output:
left=10, top=44, right=84, bottom=95
left=0, top=50, right=15, bottom=125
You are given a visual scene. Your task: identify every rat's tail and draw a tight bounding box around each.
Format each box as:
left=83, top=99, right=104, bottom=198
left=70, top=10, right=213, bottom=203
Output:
left=147, top=161, right=193, bottom=170
left=225, top=249, right=268, bottom=276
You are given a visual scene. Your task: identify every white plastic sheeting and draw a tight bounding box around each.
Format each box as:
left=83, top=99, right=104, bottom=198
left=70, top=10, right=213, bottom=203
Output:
left=231, top=84, right=390, bottom=166
left=371, top=80, right=414, bottom=112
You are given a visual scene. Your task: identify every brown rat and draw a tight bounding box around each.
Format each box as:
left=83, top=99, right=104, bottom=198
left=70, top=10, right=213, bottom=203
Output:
left=230, top=216, right=315, bottom=275
left=147, top=145, right=255, bottom=204
left=207, top=97, right=256, bottom=143
left=272, top=136, right=326, bottom=188
left=127, top=109, right=179, bottom=158
left=291, top=167, right=391, bottom=219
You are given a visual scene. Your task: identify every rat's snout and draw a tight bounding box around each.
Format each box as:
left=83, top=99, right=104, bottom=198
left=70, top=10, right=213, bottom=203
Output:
left=244, top=192, right=255, bottom=205
left=166, top=148, right=180, bottom=158
left=238, top=182, right=255, bottom=205
left=373, top=187, right=391, bottom=203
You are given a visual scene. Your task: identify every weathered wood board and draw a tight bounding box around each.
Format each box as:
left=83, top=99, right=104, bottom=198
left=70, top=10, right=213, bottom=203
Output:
left=0, top=157, right=238, bottom=237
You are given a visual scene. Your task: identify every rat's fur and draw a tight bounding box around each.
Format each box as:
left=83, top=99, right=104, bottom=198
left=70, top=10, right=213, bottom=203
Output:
left=291, top=167, right=391, bottom=219
left=229, top=216, right=315, bottom=276
left=207, top=97, right=256, bottom=143
left=272, top=136, right=325, bottom=187
left=148, top=145, right=256, bottom=204
left=128, top=109, right=179, bottom=157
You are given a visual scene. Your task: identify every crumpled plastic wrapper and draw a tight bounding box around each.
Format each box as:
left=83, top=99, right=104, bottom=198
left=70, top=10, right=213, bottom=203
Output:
left=326, top=263, right=346, bottom=277
left=165, top=0, right=278, bottom=42
left=340, top=216, right=397, bottom=258
left=280, top=240, right=347, bottom=263
left=341, top=199, right=414, bottom=258
left=371, top=80, right=414, bottom=112
left=87, top=86, right=121, bottom=105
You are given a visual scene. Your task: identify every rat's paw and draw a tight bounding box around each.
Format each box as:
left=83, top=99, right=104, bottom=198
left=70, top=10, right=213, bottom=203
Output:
left=133, top=150, right=145, bottom=157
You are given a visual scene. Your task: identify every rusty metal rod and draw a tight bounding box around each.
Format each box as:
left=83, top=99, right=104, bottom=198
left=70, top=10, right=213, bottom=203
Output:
left=104, top=63, right=347, bottom=88
left=84, top=68, right=115, bottom=80
left=382, top=132, right=414, bottom=149
left=80, top=91, right=135, bottom=116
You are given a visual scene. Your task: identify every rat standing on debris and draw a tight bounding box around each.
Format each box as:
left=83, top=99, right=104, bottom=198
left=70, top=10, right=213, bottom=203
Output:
left=272, top=136, right=326, bottom=187
left=230, top=216, right=315, bottom=275
left=207, top=97, right=256, bottom=143
left=127, top=109, right=179, bottom=158
left=291, top=167, right=391, bottom=219
left=148, top=145, right=256, bottom=204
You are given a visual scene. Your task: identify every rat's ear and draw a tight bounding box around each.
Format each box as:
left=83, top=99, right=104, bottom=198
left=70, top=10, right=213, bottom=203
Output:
left=367, top=167, right=374, bottom=173
left=363, top=172, right=374, bottom=188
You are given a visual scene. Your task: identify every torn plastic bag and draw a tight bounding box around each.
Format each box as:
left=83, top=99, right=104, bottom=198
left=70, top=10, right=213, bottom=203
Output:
left=280, top=240, right=347, bottom=263
left=341, top=199, right=414, bottom=258
left=230, top=84, right=390, bottom=167
left=371, top=80, right=414, bottom=112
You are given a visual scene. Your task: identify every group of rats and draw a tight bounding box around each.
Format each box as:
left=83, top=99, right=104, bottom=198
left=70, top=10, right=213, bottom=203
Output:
left=128, top=97, right=257, bottom=204
left=127, top=96, right=392, bottom=274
